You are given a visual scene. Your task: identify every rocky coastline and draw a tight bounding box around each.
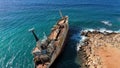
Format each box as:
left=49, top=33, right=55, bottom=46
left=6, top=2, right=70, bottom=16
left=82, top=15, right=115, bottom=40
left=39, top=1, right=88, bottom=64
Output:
left=78, top=30, right=120, bottom=68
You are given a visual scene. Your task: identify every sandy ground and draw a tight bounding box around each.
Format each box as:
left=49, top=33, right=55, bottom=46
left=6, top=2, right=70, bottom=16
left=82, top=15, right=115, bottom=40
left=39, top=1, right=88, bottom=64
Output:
left=78, top=31, right=120, bottom=68
left=96, top=45, right=120, bottom=68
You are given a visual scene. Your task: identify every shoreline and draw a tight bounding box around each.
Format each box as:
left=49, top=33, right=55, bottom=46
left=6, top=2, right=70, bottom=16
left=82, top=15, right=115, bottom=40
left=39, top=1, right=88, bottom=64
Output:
left=78, top=30, right=120, bottom=68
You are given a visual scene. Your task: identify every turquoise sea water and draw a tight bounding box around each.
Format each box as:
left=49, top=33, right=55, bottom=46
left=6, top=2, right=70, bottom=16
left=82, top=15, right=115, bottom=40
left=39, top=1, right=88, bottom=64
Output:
left=0, top=1, right=120, bottom=68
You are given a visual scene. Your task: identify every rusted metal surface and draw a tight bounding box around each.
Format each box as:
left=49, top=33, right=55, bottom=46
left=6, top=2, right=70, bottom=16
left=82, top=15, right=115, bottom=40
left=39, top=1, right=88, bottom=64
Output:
left=32, top=16, right=69, bottom=68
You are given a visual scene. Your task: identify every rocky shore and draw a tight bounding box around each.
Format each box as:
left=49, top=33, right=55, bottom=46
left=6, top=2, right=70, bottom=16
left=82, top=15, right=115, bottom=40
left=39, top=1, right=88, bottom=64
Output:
left=78, top=30, right=120, bottom=68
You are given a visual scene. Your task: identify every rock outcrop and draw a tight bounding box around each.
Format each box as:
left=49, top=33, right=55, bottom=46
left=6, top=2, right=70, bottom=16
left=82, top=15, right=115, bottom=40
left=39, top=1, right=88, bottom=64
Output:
left=78, top=31, right=120, bottom=68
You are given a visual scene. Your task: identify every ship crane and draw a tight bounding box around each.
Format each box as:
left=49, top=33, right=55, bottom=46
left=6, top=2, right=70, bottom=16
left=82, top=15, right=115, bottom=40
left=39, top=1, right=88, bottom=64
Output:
left=59, top=10, right=63, bottom=19
left=29, top=11, right=69, bottom=68
left=29, top=28, right=39, bottom=42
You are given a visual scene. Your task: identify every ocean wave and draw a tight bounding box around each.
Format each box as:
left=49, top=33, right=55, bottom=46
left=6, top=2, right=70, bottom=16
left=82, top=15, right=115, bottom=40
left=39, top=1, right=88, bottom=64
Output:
left=83, top=28, right=113, bottom=33
left=83, top=28, right=120, bottom=33
left=101, top=20, right=112, bottom=26
left=6, top=50, right=21, bottom=68
left=0, top=55, right=6, bottom=68
left=77, top=28, right=120, bottom=51
left=77, top=36, right=87, bottom=51
left=117, top=29, right=120, bottom=32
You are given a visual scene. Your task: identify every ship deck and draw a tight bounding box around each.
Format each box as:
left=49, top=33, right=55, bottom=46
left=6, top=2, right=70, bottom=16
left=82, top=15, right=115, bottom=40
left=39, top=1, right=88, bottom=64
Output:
left=33, top=16, right=69, bottom=68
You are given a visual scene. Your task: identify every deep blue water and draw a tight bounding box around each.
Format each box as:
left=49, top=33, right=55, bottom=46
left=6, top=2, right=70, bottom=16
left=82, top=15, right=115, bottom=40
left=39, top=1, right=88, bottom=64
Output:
left=0, top=0, right=120, bottom=68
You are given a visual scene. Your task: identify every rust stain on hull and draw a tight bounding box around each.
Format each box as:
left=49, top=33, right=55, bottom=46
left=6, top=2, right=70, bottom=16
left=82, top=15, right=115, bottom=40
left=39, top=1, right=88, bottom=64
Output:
left=32, top=16, right=69, bottom=68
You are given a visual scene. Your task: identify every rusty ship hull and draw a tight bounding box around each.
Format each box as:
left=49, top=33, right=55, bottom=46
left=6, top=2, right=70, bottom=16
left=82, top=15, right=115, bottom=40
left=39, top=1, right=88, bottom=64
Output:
left=32, top=16, right=69, bottom=68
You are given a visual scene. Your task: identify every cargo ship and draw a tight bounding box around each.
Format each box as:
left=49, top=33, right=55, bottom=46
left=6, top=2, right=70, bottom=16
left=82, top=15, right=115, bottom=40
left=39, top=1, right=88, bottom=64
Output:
left=29, top=11, right=69, bottom=68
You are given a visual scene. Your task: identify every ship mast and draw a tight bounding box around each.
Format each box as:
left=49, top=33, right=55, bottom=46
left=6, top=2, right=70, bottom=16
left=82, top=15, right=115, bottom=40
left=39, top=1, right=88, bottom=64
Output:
left=59, top=10, right=63, bottom=18
left=29, top=28, right=39, bottom=42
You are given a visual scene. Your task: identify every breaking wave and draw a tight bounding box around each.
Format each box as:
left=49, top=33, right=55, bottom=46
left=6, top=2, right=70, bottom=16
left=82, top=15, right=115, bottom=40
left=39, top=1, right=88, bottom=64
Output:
left=83, top=28, right=120, bottom=33
left=77, top=36, right=87, bottom=51
left=77, top=28, right=120, bottom=51
left=101, top=20, right=112, bottom=26
left=83, top=28, right=113, bottom=33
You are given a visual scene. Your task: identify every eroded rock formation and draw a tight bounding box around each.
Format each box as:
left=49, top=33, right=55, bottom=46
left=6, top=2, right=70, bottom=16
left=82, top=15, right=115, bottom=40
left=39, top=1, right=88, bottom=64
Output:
left=78, top=31, right=120, bottom=68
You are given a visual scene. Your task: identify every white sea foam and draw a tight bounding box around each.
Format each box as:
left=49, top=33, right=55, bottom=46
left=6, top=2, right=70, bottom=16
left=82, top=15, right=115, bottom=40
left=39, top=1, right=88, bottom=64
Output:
left=82, top=28, right=95, bottom=32
left=6, top=50, right=21, bottom=68
left=83, top=28, right=115, bottom=33
left=77, top=28, right=120, bottom=51
left=115, top=29, right=120, bottom=33
left=101, top=20, right=112, bottom=26
left=0, top=55, right=6, bottom=68
left=118, top=29, right=120, bottom=32
left=77, top=36, right=87, bottom=51
left=70, top=32, right=81, bottom=42
left=87, top=28, right=120, bottom=33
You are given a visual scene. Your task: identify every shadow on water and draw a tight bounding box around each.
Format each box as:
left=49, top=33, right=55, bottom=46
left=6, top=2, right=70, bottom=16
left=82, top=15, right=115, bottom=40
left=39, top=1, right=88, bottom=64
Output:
left=50, top=27, right=82, bottom=68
